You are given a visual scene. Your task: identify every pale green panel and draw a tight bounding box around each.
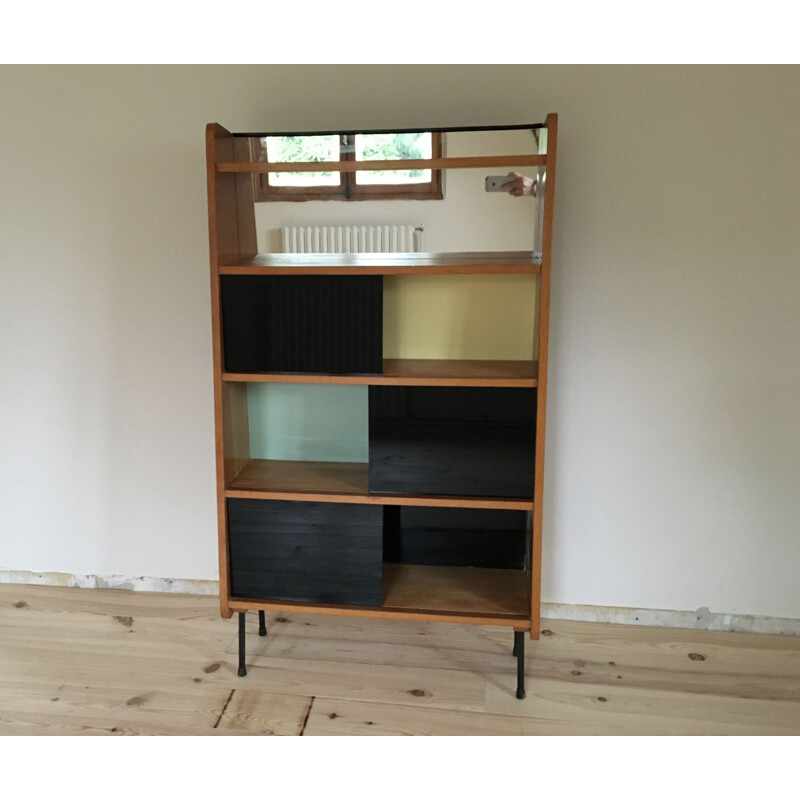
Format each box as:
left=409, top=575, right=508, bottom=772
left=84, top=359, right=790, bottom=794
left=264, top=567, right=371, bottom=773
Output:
left=247, top=383, right=368, bottom=463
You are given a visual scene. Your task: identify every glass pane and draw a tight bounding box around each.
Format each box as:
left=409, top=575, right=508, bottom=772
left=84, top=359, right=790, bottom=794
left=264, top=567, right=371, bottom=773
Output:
left=354, top=132, right=432, bottom=185
left=265, top=135, right=341, bottom=187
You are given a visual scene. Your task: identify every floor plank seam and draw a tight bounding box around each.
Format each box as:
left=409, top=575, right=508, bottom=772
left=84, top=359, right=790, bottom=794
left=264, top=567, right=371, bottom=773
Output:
left=299, top=696, right=315, bottom=735
left=213, top=689, right=235, bottom=729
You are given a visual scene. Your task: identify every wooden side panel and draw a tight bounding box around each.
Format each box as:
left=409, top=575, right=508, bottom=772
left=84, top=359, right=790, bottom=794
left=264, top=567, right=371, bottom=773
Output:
left=222, top=382, right=250, bottom=484
left=233, top=137, right=257, bottom=256
left=207, top=123, right=257, bottom=618
left=530, top=113, right=558, bottom=637
left=208, top=128, right=239, bottom=263
left=207, top=124, right=233, bottom=618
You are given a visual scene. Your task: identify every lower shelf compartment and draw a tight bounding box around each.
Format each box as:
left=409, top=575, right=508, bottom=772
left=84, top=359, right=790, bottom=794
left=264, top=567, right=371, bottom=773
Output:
left=228, top=564, right=530, bottom=624
left=226, top=497, right=531, bottom=624
left=382, top=564, right=529, bottom=619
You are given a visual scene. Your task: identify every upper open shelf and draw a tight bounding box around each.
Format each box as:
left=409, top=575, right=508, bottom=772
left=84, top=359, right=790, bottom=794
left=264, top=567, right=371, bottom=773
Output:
left=218, top=251, right=542, bottom=276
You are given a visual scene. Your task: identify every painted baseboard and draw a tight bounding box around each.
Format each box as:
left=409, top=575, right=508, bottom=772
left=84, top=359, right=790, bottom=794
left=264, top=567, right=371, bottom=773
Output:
left=0, top=569, right=218, bottom=597
left=539, top=602, right=800, bottom=636
left=2, top=568, right=799, bottom=636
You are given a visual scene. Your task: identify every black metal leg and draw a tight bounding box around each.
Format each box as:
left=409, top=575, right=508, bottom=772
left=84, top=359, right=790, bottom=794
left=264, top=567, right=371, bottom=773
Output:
left=514, top=631, right=525, bottom=699
left=512, top=631, right=518, bottom=657
left=258, top=610, right=267, bottom=637
left=237, top=612, right=247, bottom=677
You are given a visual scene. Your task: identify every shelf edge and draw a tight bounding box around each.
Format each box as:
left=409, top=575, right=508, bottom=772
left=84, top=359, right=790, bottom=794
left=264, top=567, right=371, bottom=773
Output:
left=228, top=596, right=530, bottom=627
left=224, top=488, right=533, bottom=511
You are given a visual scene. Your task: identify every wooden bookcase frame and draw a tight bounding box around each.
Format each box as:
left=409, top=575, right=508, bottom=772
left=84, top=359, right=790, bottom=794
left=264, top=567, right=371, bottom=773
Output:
left=206, top=115, right=557, bottom=692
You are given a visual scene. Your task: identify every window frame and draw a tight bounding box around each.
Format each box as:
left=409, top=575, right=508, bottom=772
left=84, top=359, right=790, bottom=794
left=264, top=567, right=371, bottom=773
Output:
left=250, top=132, right=443, bottom=203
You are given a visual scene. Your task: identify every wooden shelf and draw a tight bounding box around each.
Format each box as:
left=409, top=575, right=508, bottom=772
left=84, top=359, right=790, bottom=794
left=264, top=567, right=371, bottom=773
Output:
left=218, top=251, right=542, bottom=276
left=382, top=359, right=537, bottom=386
left=382, top=564, right=529, bottom=620
left=216, top=153, right=547, bottom=174
left=226, top=459, right=533, bottom=511
left=228, top=459, right=369, bottom=497
left=224, top=359, right=538, bottom=388
left=228, top=564, right=530, bottom=625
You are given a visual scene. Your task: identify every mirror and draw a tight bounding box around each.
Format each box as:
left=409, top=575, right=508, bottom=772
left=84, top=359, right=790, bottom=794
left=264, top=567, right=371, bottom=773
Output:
left=246, top=126, right=545, bottom=254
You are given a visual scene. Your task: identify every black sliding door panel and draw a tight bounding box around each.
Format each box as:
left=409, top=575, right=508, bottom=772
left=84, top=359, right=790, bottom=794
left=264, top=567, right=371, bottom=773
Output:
left=383, top=506, right=528, bottom=569
left=228, top=499, right=383, bottom=606
left=369, top=386, right=536, bottom=498
left=221, top=275, right=383, bottom=374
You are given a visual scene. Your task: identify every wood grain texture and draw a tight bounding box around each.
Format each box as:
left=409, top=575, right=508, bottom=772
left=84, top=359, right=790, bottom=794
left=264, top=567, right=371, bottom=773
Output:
left=228, top=459, right=370, bottom=496
left=207, top=123, right=258, bottom=618
left=1, top=585, right=798, bottom=735
left=530, top=112, right=558, bottom=637
left=381, top=359, right=538, bottom=386
left=382, top=564, right=529, bottom=619
left=303, top=696, right=526, bottom=736
left=222, top=382, right=249, bottom=484
left=227, top=498, right=383, bottom=607
left=207, top=124, right=234, bottom=618
left=228, top=562, right=531, bottom=628
left=225, top=459, right=533, bottom=510
left=226, top=597, right=530, bottom=628
left=224, top=359, right=538, bottom=388
left=214, top=689, right=311, bottom=735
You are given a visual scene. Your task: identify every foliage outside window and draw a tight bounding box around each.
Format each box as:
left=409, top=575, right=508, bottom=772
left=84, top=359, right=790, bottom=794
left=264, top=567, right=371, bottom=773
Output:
left=251, top=132, right=443, bottom=202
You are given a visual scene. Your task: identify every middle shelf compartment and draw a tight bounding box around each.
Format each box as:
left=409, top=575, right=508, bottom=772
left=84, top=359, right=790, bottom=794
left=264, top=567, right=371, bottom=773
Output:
left=223, top=382, right=536, bottom=502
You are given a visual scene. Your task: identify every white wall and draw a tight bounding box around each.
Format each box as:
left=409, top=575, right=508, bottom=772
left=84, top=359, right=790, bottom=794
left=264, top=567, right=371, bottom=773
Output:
left=1, top=65, right=798, bottom=619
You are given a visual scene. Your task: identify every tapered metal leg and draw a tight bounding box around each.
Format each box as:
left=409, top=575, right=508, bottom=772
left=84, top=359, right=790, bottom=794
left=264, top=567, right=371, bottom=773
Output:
left=237, top=612, right=247, bottom=677
left=258, top=610, right=267, bottom=637
left=514, top=631, right=525, bottom=699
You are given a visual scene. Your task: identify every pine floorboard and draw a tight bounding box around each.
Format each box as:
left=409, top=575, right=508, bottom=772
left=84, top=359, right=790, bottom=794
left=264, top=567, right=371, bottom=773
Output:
left=1, top=583, right=798, bottom=736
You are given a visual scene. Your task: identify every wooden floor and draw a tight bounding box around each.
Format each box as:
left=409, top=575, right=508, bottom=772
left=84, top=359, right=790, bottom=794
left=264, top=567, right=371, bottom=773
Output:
left=1, top=583, right=798, bottom=735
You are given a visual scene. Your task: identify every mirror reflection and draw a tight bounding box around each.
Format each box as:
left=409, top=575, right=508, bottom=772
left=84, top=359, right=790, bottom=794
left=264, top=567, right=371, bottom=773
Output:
left=248, top=127, right=545, bottom=254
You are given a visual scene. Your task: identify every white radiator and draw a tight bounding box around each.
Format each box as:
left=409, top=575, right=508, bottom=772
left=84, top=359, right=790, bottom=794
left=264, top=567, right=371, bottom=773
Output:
left=281, top=224, right=423, bottom=254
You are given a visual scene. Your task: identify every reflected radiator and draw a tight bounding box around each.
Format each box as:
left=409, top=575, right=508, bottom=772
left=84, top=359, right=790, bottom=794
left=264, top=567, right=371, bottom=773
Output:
left=282, top=224, right=423, bottom=254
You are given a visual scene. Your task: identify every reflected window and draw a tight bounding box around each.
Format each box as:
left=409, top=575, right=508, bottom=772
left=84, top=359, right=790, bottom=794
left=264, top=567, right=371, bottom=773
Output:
left=251, top=131, right=443, bottom=202
left=354, top=132, right=433, bottom=185
left=266, top=135, right=340, bottom=187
